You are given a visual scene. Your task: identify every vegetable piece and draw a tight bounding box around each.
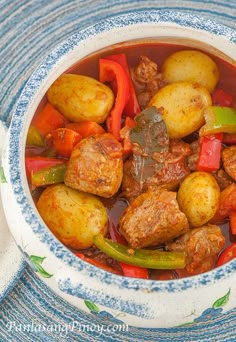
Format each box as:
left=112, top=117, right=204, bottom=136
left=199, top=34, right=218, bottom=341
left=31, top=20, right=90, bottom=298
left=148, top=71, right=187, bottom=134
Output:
left=177, top=171, right=220, bottom=227
left=75, top=252, right=122, bottom=275
left=25, top=156, right=65, bottom=181
left=149, top=81, right=212, bottom=138
left=47, top=74, right=114, bottom=123
left=31, top=163, right=67, bottom=187
left=26, top=125, right=45, bottom=146
left=109, top=221, right=149, bottom=279
left=162, top=50, right=219, bottom=93
left=216, top=243, right=236, bottom=266
left=99, top=58, right=130, bottom=140
left=49, top=128, right=82, bottom=158
left=211, top=183, right=236, bottom=224
left=119, top=263, right=148, bottom=278
left=104, top=53, right=140, bottom=117
left=197, top=133, right=223, bottom=171
left=93, top=234, right=186, bottom=269
left=37, top=184, right=108, bottom=249
left=212, top=88, right=233, bottom=107
left=31, top=103, right=67, bottom=137
left=200, top=106, right=236, bottom=136
left=229, top=211, right=236, bottom=235
left=129, top=107, right=169, bottom=184
left=65, top=121, right=105, bottom=137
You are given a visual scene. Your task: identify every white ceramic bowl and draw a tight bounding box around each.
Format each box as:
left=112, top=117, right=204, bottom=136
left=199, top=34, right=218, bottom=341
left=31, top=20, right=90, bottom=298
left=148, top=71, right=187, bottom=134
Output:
left=1, top=10, right=236, bottom=328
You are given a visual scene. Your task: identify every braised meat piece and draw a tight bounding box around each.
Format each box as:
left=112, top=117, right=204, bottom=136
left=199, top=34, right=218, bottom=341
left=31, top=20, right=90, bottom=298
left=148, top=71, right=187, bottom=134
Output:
left=212, top=169, right=233, bottom=191
left=122, top=139, right=191, bottom=202
left=166, top=225, right=225, bottom=275
left=222, top=145, right=236, bottom=181
left=186, top=140, right=200, bottom=171
left=64, top=133, right=123, bottom=198
left=119, top=189, right=189, bottom=248
left=130, top=56, right=163, bottom=109
left=169, top=139, right=192, bottom=157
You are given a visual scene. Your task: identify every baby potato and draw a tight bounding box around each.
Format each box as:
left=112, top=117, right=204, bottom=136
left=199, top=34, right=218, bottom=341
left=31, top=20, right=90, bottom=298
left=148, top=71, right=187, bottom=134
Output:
left=47, top=74, right=114, bottom=123
left=37, top=184, right=108, bottom=249
left=149, top=81, right=212, bottom=138
left=162, top=50, right=219, bottom=93
left=177, top=171, right=220, bottom=227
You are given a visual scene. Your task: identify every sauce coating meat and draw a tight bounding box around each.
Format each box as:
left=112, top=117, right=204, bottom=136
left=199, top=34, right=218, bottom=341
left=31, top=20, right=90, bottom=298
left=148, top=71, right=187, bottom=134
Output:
left=119, top=189, right=189, bottom=249
left=222, top=146, right=236, bottom=181
left=167, top=225, right=225, bottom=274
left=64, top=133, right=123, bottom=198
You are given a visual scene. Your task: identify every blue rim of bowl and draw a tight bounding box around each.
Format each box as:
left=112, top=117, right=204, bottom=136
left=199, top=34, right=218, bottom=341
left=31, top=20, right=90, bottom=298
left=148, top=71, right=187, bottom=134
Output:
left=8, top=9, right=236, bottom=293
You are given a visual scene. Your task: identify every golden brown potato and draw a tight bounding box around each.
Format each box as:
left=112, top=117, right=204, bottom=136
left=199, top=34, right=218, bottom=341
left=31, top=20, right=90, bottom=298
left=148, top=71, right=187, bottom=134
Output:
left=37, top=184, right=108, bottom=249
left=162, top=50, right=219, bottom=93
left=177, top=171, right=220, bottom=227
left=47, top=74, right=114, bottom=123
left=149, top=81, right=212, bottom=138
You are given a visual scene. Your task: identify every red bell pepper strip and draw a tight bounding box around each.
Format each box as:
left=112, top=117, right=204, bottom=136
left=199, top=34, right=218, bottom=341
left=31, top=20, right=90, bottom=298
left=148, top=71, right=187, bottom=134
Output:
left=216, top=243, right=236, bottom=266
left=212, top=88, right=233, bottom=107
left=75, top=252, right=122, bottom=275
left=99, top=58, right=130, bottom=140
left=197, top=133, right=223, bottom=171
left=31, top=103, right=67, bottom=137
left=25, top=156, right=65, bottom=181
left=65, top=121, right=105, bottom=138
left=48, top=128, right=82, bottom=158
left=211, top=183, right=236, bottom=224
left=109, top=220, right=149, bottom=279
left=104, top=53, right=140, bottom=118
left=229, top=211, right=236, bottom=235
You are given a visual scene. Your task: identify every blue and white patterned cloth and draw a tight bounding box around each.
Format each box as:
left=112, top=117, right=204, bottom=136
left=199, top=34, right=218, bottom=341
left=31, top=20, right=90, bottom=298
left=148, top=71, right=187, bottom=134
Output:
left=1, top=1, right=236, bottom=341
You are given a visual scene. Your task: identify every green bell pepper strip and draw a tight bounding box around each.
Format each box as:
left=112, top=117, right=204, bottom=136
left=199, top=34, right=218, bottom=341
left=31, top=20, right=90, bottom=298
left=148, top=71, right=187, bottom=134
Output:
left=93, top=234, right=187, bottom=269
left=31, top=163, right=67, bottom=187
left=200, top=106, right=236, bottom=136
left=26, top=125, right=45, bottom=146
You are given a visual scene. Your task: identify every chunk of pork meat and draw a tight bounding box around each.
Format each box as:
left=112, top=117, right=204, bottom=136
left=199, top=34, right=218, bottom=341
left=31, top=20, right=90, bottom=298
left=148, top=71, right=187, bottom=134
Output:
left=119, top=189, right=189, bottom=249
left=222, top=145, right=236, bottom=181
left=130, top=55, right=164, bottom=109
left=122, top=139, right=191, bottom=202
left=166, top=225, right=225, bottom=275
left=64, top=133, right=123, bottom=198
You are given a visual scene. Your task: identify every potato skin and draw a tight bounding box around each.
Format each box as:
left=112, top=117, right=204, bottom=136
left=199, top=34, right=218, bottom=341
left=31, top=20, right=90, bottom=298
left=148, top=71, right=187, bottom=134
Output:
left=177, top=171, right=220, bottom=227
left=162, top=50, right=219, bottom=93
left=47, top=74, right=114, bottom=123
left=149, top=81, right=212, bottom=138
left=37, top=184, right=108, bottom=249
